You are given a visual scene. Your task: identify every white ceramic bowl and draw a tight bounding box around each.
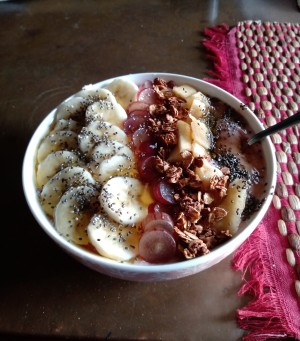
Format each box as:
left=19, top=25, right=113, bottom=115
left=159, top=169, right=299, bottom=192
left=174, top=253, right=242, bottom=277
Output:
left=22, top=72, right=276, bottom=281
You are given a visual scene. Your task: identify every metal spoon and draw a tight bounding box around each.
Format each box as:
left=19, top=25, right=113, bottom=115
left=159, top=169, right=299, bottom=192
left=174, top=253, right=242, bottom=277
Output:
left=247, top=111, right=300, bottom=145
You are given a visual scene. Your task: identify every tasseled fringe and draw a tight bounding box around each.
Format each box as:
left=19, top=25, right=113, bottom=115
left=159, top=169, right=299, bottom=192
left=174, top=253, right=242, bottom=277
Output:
left=203, top=24, right=233, bottom=93
left=232, top=227, right=290, bottom=341
left=203, top=24, right=299, bottom=340
left=203, top=24, right=249, bottom=104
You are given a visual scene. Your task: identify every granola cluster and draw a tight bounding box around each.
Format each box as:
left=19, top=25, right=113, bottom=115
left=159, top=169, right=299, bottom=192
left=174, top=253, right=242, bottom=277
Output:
left=148, top=78, right=189, bottom=150
left=149, top=78, right=232, bottom=259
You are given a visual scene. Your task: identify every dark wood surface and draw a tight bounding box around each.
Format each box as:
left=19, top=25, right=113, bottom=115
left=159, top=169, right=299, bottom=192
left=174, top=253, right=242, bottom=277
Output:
left=1, top=1, right=299, bottom=340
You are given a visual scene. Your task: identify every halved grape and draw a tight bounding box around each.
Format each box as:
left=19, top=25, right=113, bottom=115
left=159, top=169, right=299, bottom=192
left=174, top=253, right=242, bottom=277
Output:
left=137, top=141, right=157, bottom=159
left=127, top=101, right=149, bottom=114
left=141, top=212, right=174, bottom=235
left=150, top=179, right=176, bottom=205
left=139, top=229, right=176, bottom=263
left=148, top=202, right=173, bottom=215
left=132, top=126, right=154, bottom=150
left=137, top=155, right=160, bottom=182
left=138, top=88, right=158, bottom=105
left=127, top=109, right=149, bottom=118
left=123, top=115, right=148, bottom=135
left=138, top=80, right=153, bottom=93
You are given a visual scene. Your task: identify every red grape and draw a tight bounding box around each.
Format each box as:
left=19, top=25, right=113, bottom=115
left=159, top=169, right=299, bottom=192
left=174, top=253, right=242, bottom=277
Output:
left=137, top=155, right=160, bottom=182
left=137, top=141, right=157, bottom=158
left=123, top=115, right=147, bottom=135
left=141, top=212, right=174, bottom=235
left=127, top=101, right=149, bottom=114
left=148, top=202, right=174, bottom=216
left=127, top=109, right=149, bottom=118
left=139, top=229, right=176, bottom=263
left=132, top=127, right=153, bottom=150
left=150, top=179, right=176, bottom=205
left=138, top=88, right=158, bottom=104
left=138, top=80, right=153, bottom=92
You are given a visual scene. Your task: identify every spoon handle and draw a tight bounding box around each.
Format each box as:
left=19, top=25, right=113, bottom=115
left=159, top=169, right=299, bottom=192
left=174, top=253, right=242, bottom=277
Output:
left=248, top=111, right=300, bottom=145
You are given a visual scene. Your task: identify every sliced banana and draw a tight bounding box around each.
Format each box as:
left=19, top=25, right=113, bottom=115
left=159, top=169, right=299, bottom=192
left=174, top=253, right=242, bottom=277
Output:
left=195, top=158, right=224, bottom=190
left=168, top=119, right=192, bottom=162
left=91, top=139, right=133, bottom=163
left=52, top=118, right=82, bottom=133
left=94, top=154, right=136, bottom=183
left=100, top=176, right=148, bottom=225
left=78, top=120, right=128, bottom=156
left=87, top=214, right=140, bottom=261
left=85, top=101, right=127, bottom=128
left=36, top=150, right=83, bottom=188
left=89, top=139, right=133, bottom=174
left=104, top=78, right=139, bottom=110
left=55, top=185, right=100, bottom=245
left=214, top=178, right=248, bottom=234
left=190, top=115, right=212, bottom=150
left=172, top=84, right=197, bottom=99
left=186, top=91, right=211, bottom=118
left=37, top=130, right=78, bottom=163
left=55, top=96, right=88, bottom=122
left=191, top=142, right=207, bottom=157
left=40, top=166, right=95, bottom=216
left=75, top=86, right=117, bottom=103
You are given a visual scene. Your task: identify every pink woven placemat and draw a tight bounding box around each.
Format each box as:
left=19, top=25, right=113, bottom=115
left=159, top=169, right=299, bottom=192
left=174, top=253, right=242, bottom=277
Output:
left=204, top=21, right=300, bottom=340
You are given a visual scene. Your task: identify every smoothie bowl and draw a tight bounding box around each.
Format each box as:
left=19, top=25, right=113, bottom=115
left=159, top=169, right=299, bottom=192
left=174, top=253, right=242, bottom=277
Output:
left=22, top=72, right=276, bottom=281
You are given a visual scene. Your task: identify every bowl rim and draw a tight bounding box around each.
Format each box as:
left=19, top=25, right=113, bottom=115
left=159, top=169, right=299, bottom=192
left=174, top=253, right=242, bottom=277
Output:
left=22, top=72, right=277, bottom=275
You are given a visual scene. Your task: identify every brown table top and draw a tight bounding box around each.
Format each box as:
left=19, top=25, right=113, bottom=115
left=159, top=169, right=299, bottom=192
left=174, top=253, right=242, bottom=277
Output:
left=1, top=1, right=299, bottom=340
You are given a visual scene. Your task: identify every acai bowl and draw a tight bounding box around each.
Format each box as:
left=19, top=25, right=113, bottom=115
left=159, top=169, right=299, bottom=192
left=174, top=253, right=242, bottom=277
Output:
left=22, top=72, right=276, bottom=281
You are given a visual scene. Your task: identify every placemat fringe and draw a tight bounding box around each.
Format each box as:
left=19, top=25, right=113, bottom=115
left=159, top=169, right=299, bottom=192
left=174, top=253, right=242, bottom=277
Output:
left=233, top=227, right=290, bottom=341
left=203, top=24, right=249, bottom=105
left=203, top=22, right=300, bottom=340
left=203, top=24, right=232, bottom=92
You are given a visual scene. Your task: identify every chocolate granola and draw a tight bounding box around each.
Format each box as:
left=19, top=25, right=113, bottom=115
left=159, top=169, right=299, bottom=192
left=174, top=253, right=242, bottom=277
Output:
left=148, top=78, right=233, bottom=259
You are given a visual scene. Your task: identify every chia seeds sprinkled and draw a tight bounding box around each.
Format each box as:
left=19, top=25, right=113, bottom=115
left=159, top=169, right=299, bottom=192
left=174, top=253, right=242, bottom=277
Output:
left=36, top=78, right=269, bottom=264
left=242, top=195, right=264, bottom=221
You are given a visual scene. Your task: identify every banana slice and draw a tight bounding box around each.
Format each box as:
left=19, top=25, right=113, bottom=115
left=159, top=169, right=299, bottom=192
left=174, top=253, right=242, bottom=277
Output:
left=85, top=101, right=127, bottom=128
left=190, top=115, right=212, bottom=150
left=78, top=120, right=128, bottom=156
left=191, top=142, right=207, bottom=157
left=168, top=119, right=192, bottom=162
left=87, top=214, right=140, bottom=261
left=75, top=86, right=117, bottom=103
left=104, top=78, right=139, bottom=110
left=91, top=139, right=133, bottom=163
left=172, top=84, right=197, bottom=99
left=94, top=154, right=136, bottom=183
left=55, top=96, right=88, bottom=122
left=214, top=178, right=248, bottom=234
left=52, top=118, right=82, bottom=133
left=195, top=158, right=223, bottom=190
left=100, top=176, right=148, bottom=225
left=186, top=92, right=211, bottom=118
left=89, top=139, right=134, bottom=174
left=40, top=166, right=95, bottom=216
left=55, top=185, right=100, bottom=245
left=37, top=130, right=78, bottom=163
left=36, top=150, right=83, bottom=188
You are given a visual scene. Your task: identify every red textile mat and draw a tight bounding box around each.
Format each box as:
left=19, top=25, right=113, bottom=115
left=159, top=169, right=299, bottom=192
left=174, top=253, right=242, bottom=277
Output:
left=203, top=22, right=300, bottom=340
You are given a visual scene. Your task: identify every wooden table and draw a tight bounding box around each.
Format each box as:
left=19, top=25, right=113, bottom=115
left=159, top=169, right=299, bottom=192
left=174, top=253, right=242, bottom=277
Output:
left=1, top=1, right=299, bottom=340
